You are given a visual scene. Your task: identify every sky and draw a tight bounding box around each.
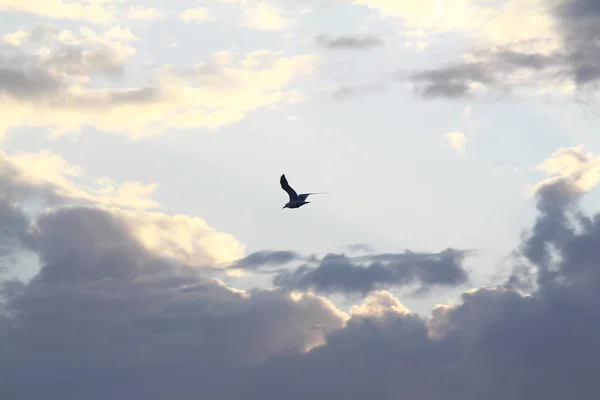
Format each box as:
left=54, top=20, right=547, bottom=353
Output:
left=2, top=0, right=600, bottom=398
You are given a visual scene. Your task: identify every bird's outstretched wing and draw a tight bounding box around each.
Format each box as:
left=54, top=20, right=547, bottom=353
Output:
left=298, top=192, right=326, bottom=202
left=280, top=174, right=298, bottom=201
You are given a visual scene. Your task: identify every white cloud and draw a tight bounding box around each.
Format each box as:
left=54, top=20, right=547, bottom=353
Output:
left=0, top=148, right=160, bottom=210
left=219, top=0, right=294, bottom=30
left=0, top=0, right=115, bottom=23
left=180, top=7, right=216, bottom=22
left=105, top=26, right=139, bottom=42
left=109, top=208, right=246, bottom=267
left=0, top=146, right=246, bottom=268
left=242, top=1, right=293, bottom=31
left=1, top=30, right=29, bottom=46
left=0, top=24, right=320, bottom=140
left=352, top=0, right=557, bottom=52
left=532, top=146, right=600, bottom=194
left=128, top=5, right=163, bottom=20
left=443, top=131, right=468, bottom=152
left=349, top=290, right=410, bottom=318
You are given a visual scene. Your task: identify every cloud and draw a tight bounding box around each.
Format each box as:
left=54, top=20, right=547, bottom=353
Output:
left=272, top=249, right=471, bottom=295
left=180, top=7, right=216, bottom=22
left=105, top=26, right=138, bottom=42
left=234, top=148, right=600, bottom=400
left=220, top=0, right=294, bottom=30
left=128, top=5, right=163, bottom=20
left=0, top=147, right=347, bottom=398
left=1, top=30, right=29, bottom=47
left=348, top=0, right=557, bottom=49
left=531, top=146, right=600, bottom=195
left=0, top=24, right=320, bottom=140
left=230, top=250, right=304, bottom=270
left=404, top=0, right=600, bottom=101
left=0, top=146, right=245, bottom=269
left=0, top=0, right=116, bottom=23
left=443, top=131, right=468, bottom=151
left=315, top=34, right=383, bottom=50
left=0, top=148, right=159, bottom=210
left=349, top=0, right=490, bottom=32
left=242, top=1, right=294, bottom=31
left=5, top=143, right=600, bottom=398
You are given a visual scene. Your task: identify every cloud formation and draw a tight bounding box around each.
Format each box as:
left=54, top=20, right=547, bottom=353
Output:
left=0, top=0, right=116, bottom=23
left=0, top=23, right=319, bottom=140
left=406, top=0, right=600, bottom=101
left=4, top=140, right=600, bottom=399
left=272, top=249, right=471, bottom=295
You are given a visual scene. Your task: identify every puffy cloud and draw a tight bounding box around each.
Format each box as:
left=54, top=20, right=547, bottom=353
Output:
left=1, top=30, right=29, bottom=47
left=532, top=146, right=600, bottom=195
left=339, top=0, right=556, bottom=52
left=350, top=0, right=491, bottom=32
left=0, top=146, right=348, bottom=399
left=112, top=208, right=245, bottom=268
left=0, top=148, right=159, bottom=209
left=0, top=147, right=244, bottom=270
left=0, top=0, right=116, bottom=23
left=242, top=1, right=294, bottom=31
left=349, top=290, right=410, bottom=317
left=443, top=131, right=468, bottom=151
left=0, top=24, right=319, bottom=139
left=4, top=143, right=600, bottom=398
left=230, top=147, right=600, bottom=400
left=220, top=0, right=294, bottom=30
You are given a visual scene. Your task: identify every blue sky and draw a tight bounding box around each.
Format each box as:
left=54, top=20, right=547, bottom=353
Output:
left=3, top=1, right=600, bottom=398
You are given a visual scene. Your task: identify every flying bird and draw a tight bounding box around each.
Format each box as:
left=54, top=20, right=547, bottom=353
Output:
left=280, top=174, right=324, bottom=209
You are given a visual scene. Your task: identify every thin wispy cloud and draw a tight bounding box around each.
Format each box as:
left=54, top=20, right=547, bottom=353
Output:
left=315, top=34, right=383, bottom=50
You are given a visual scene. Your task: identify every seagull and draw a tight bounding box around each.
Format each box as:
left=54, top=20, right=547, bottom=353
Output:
left=280, top=174, right=324, bottom=209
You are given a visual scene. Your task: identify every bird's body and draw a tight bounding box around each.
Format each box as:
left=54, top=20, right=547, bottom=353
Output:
left=280, top=174, right=324, bottom=209
left=285, top=200, right=310, bottom=209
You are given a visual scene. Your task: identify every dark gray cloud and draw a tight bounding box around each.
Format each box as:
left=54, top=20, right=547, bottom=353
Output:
left=315, top=34, right=383, bottom=50
left=5, top=146, right=600, bottom=399
left=0, top=66, right=64, bottom=100
left=406, top=49, right=564, bottom=99
left=231, top=172, right=600, bottom=400
left=405, top=0, right=600, bottom=100
left=229, top=250, right=303, bottom=270
left=273, top=249, right=471, bottom=295
left=0, top=205, right=346, bottom=398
